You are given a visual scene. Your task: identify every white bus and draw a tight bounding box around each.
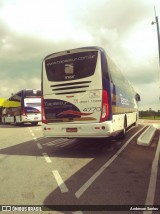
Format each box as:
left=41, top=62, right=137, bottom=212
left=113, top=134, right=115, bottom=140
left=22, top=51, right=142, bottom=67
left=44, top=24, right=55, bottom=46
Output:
left=41, top=47, right=140, bottom=139
left=2, top=89, right=41, bottom=125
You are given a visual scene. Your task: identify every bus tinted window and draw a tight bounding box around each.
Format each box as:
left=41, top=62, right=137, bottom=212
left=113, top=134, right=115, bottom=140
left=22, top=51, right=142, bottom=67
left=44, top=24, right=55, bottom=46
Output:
left=10, top=93, right=21, bottom=102
left=45, top=51, right=98, bottom=81
left=24, top=90, right=41, bottom=98
left=26, top=103, right=41, bottom=107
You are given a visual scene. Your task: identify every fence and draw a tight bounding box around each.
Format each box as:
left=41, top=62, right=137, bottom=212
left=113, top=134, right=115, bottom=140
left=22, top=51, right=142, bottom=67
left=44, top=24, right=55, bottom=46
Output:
left=139, top=110, right=160, bottom=120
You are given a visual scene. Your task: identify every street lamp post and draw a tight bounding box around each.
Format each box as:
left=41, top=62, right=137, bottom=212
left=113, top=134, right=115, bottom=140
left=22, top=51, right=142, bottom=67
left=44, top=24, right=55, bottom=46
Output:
left=152, top=6, right=160, bottom=102
left=152, top=6, right=160, bottom=66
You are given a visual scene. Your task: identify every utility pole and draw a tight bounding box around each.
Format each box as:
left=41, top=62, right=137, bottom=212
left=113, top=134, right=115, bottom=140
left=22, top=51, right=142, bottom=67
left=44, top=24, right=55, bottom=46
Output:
left=152, top=6, right=160, bottom=102
left=152, top=6, right=160, bottom=65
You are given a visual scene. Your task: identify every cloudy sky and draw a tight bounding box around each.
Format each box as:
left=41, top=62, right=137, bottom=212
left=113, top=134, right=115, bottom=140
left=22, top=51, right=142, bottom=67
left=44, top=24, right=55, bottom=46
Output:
left=0, top=0, right=160, bottom=110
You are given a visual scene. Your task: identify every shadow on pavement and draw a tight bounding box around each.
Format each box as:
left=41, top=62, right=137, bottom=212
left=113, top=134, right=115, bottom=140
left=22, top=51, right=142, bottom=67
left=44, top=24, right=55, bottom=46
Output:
left=0, top=123, right=41, bottom=128
left=43, top=129, right=160, bottom=214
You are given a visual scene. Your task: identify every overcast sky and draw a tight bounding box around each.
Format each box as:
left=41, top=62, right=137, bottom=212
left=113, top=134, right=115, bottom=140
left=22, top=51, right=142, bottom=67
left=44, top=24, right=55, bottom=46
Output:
left=0, top=0, right=160, bottom=110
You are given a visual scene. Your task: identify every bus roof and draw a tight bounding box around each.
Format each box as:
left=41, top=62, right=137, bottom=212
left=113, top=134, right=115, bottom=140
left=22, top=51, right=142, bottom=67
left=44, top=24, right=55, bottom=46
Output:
left=0, top=98, right=6, bottom=107
left=9, top=89, right=41, bottom=97
left=43, top=46, right=106, bottom=61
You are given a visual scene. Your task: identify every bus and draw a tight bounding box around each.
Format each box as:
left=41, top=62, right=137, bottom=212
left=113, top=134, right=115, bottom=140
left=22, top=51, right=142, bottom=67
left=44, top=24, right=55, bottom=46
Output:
left=2, top=89, right=41, bottom=125
left=41, top=46, right=140, bottom=139
left=0, top=98, right=6, bottom=123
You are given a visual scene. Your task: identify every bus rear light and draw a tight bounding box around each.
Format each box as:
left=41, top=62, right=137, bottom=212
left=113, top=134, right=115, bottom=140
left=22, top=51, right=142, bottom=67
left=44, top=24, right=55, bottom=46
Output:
left=100, top=90, right=109, bottom=123
left=66, top=96, right=74, bottom=98
left=94, top=127, right=100, bottom=129
left=41, top=97, right=48, bottom=124
left=22, top=108, right=27, bottom=116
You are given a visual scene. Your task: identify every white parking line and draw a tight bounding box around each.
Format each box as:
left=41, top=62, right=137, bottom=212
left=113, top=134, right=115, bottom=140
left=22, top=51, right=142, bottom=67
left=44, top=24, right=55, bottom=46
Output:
left=33, top=137, right=37, bottom=141
left=37, top=143, right=43, bottom=150
left=42, top=153, right=52, bottom=163
left=52, top=170, right=69, bottom=193
left=72, top=211, right=83, bottom=214
left=143, top=136, right=160, bottom=214
left=75, top=126, right=146, bottom=199
left=28, top=127, right=38, bottom=141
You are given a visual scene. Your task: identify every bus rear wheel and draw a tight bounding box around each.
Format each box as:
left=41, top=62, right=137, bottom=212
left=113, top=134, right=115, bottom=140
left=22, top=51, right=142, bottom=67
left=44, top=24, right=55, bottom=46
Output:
left=32, top=122, right=38, bottom=126
left=3, top=118, right=6, bottom=124
left=14, top=117, right=18, bottom=126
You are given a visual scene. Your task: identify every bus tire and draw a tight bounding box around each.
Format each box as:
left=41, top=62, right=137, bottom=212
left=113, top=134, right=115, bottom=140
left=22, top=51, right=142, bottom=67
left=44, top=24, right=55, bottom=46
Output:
left=14, top=117, right=18, bottom=126
left=32, top=122, right=38, bottom=126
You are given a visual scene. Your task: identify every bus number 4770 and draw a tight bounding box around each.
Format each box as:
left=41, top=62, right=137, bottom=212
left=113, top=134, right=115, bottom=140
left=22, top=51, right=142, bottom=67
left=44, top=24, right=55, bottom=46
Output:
left=83, top=107, right=101, bottom=112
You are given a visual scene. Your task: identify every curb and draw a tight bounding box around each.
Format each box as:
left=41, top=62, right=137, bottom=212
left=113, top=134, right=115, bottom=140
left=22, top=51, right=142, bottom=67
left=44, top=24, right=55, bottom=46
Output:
left=137, top=125, right=157, bottom=146
left=153, top=123, right=160, bottom=130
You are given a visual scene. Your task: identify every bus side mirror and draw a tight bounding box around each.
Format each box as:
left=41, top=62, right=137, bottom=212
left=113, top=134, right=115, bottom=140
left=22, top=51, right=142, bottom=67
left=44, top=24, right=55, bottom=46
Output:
left=136, top=93, right=140, bottom=102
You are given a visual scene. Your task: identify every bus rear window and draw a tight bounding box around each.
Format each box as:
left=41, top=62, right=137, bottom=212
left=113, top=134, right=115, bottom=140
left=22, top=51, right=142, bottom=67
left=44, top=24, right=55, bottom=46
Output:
left=45, top=51, right=98, bottom=81
left=24, top=90, right=41, bottom=98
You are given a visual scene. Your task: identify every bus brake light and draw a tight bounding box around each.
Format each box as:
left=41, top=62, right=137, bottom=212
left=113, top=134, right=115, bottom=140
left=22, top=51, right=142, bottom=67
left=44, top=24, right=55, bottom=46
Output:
left=22, top=108, right=27, bottom=116
left=41, top=97, right=48, bottom=124
left=100, top=90, right=109, bottom=122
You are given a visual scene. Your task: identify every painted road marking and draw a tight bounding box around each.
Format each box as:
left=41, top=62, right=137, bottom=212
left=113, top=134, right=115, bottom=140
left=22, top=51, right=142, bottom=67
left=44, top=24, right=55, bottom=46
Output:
left=42, top=153, right=52, bottom=163
left=75, top=126, right=146, bottom=199
left=143, top=136, right=160, bottom=214
left=33, top=137, right=37, bottom=141
left=37, top=143, right=43, bottom=150
left=28, top=127, right=34, bottom=135
left=52, top=170, right=69, bottom=193
left=31, top=133, right=35, bottom=137
left=72, top=212, right=83, bottom=214
left=28, top=127, right=38, bottom=141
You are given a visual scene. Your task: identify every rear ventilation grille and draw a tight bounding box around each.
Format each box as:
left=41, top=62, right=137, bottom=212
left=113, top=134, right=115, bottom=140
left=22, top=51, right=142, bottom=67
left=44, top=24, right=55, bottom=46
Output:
left=55, top=91, right=86, bottom=95
left=50, top=81, right=91, bottom=95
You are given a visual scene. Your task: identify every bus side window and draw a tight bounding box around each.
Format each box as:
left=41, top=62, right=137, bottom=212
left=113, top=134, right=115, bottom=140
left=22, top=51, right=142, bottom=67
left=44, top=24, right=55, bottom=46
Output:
left=107, top=57, right=124, bottom=86
left=107, top=56, right=132, bottom=93
left=136, top=93, right=141, bottom=102
left=9, top=92, right=21, bottom=102
left=101, top=52, right=110, bottom=80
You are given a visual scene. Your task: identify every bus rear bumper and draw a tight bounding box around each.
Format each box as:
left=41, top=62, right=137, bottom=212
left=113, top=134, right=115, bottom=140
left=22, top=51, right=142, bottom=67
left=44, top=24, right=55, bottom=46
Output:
left=21, top=115, right=41, bottom=122
left=42, top=121, right=116, bottom=138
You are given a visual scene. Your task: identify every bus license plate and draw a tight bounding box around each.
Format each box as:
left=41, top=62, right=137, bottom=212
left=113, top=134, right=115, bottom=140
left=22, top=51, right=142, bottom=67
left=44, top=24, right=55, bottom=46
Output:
left=66, top=128, right=77, bottom=132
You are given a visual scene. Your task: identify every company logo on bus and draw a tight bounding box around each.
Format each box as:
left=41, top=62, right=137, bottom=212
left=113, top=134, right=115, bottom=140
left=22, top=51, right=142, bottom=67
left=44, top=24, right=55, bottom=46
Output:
left=65, top=63, right=74, bottom=74
left=65, top=63, right=75, bottom=80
